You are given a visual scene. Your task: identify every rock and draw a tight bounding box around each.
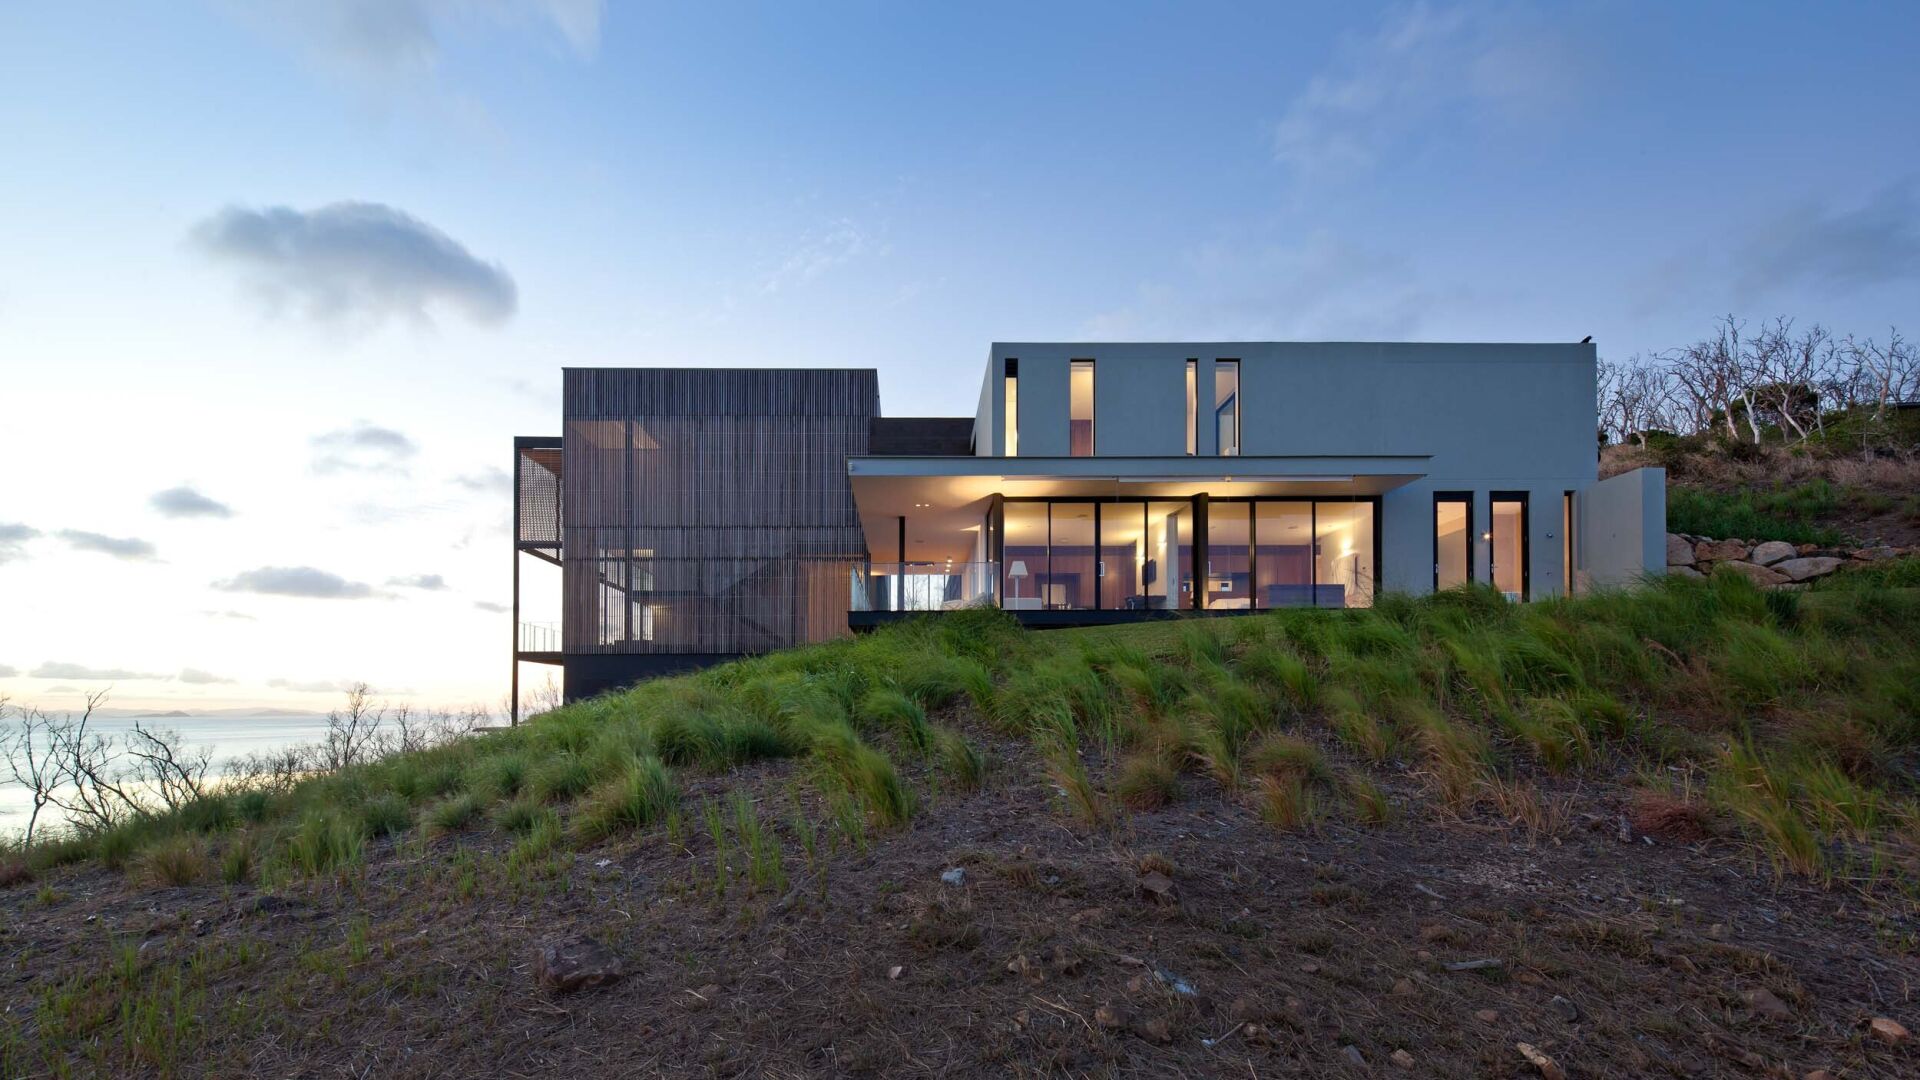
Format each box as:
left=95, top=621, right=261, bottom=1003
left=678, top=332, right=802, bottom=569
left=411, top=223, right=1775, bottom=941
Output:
left=1298, top=961, right=1322, bottom=974
left=1853, top=545, right=1898, bottom=562
left=1516, top=1041, right=1567, bottom=1080
left=1006, top=954, right=1041, bottom=981
left=1666, top=533, right=1696, bottom=566
left=1668, top=564, right=1705, bottom=579
left=1804, top=1071, right=1837, bottom=1080
left=1869, top=1017, right=1909, bottom=1044
left=1476, top=1009, right=1501, bottom=1023
left=1774, top=556, right=1843, bottom=582
left=1743, top=987, right=1792, bottom=1020
left=533, top=937, right=624, bottom=993
left=1049, top=944, right=1083, bottom=976
left=1094, top=1004, right=1128, bottom=1029
left=1696, top=538, right=1750, bottom=562
left=1391, top=978, right=1416, bottom=996
left=1766, top=582, right=1809, bottom=592
left=1707, top=923, right=1728, bottom=939
left=1445, top=958, right=1503, bottom=972
left=1390, top=1049, right=1416, bottom=1069
left=1138, top=870, right=1177, bottom=905
left=1340, top=1045, right=1366, bottom=1067
left=1715, top=560, right=1790, bottom=587
left=1548, top=994, right=1581, bottom=1022
left=1750, top=540, right=1797, bottom=566
left=887, top=965, right=904, bottom=981
left=1134, top=1016, right=1173, bottom=1043
left=940, top=867, right=966, bottom=886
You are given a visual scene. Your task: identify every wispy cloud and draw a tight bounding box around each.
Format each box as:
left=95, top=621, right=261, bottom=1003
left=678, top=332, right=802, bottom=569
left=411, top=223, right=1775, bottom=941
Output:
left=58, top=530, right=158, bottom=561
left=215, top=566, right=381, bottom=599
left=1733, top=183, right=1920, bottom=302
left=312, top=421, right=418, bottom=475
left=237, top=1, right=604, bottom=87
left=0, top=522, right=39, bottom=564
left=178, top=668, right=236, bottom=685
left=473, top=600, right=509, bottom=614
left=388, top=573, right=448, bottom=590
left=763, top=220, right=873, bottom=293
left=29, top=661, right=166, bottom=681
left=151, top=485, right=235, bottom=519
left=192, top=201, right=517, bottom=329
left=267, top=676, right=360, bottom=694
left=201, top=609, right=258, bottom=621
left=453, top=466, right=510, bottom=493
left=0, top=664, right=17, bottom=678
left=1273, top=2, right=1578, bottom=183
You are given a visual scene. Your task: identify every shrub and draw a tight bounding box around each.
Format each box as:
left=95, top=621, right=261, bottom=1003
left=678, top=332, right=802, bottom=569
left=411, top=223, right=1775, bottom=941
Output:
left=1113, top=751, right=1181, bottom=810
left=286, top=811, right=363, bottom=877
left=577, top=755, right=679, bottom=840
left=466, top=752, right=531, bottom=802
left=358, top=793, right=412, bottom=839
left=137, top=836, right=209, bottom=887
left=492, top=795, right=548, bottom=835
left=1256, top=775, right=1316, bottom=830
left=233, top=789, right=275, bottom=824
left=530, top=754, right=593, bottom=803
left=424, top=793, right=484, bottom=838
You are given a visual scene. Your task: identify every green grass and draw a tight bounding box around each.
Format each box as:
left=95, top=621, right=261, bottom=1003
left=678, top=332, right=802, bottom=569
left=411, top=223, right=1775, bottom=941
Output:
left=1667, top=481, right=1848, bottom=545
left=576, top=755, right=679, bottom=840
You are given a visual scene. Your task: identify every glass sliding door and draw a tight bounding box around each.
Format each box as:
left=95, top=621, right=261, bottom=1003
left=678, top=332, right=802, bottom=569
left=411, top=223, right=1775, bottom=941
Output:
left=1069, top=360, right=1095, bottom=456
left=1002, top=501, right=1046, bottom=610
left=1491, top=493, right=1528, bottom=601
left=1254, top=502, right=1312, bottom=608
left=1314, top=501, right=1375, bottom=608
left=1434, top=494, right=1471, bottom=591
left=1205, top=501, right=1251, bottom=609
left=1048, top=503, right=1097, bottom=610
left=1146, top=501, right=1191, bottom=610
left=1099, top=503, right=1141, bottom=610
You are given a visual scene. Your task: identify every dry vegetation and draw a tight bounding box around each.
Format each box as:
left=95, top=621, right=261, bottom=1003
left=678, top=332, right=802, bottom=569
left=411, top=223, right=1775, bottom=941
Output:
left=4, top=578, right=1920, bottom=1077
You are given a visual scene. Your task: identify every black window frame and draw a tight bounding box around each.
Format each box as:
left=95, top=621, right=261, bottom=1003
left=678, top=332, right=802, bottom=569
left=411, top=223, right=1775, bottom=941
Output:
left=1490, top=490, right=1531, bottom=602
left=1433, top=491, right=1474, bottom=592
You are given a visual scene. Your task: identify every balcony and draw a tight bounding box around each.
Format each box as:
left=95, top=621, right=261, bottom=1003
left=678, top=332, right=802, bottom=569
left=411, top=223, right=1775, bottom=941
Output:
left=850, top=562, right=997, bottom=613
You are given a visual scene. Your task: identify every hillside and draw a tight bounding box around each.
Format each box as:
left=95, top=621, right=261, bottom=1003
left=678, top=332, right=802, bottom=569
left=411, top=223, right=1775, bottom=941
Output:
left=5, top=576, right=1920, bottom=1077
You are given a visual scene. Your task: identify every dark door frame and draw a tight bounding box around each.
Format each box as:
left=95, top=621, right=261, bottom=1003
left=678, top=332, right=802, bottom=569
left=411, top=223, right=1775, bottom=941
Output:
left=1432, top=491, right=1474, bottom=591
left=1490, top=490, right=1531, bottom=601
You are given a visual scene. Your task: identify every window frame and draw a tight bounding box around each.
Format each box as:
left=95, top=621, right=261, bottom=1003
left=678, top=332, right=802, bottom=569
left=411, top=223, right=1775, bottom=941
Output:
left=1433, top=491, right=1474, bottom=592
left=1490, top=490, right=1531, bottom=602
left=1213, top=359, right=1240, bottom=457
left=1069, top=359, right=1095, bottom=457
left=1002, top=357, right=1019, bottom=456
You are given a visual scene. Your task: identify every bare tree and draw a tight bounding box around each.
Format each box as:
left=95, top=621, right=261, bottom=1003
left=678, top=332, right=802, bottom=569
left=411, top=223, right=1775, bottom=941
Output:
left=318, top=682, right=389, bottom=771
left=125, top=722, right=212, bottom=813
left=44, top=691, right=147, bottom=833
left=1849, top=328, right=1920, bottom=420
left=2, top=697, right=59, bottom=847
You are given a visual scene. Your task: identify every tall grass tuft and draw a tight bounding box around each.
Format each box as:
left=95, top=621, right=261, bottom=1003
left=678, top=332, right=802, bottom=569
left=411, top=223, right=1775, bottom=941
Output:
left=286, top=810, right=364, bottom=877
left=933, top=727, right=988, bottom=792
left=1113, top=750, right=1181, bottom=810
left=577, top=755, right=679, bottom=840
left=857, top=688, right=933, bottom=755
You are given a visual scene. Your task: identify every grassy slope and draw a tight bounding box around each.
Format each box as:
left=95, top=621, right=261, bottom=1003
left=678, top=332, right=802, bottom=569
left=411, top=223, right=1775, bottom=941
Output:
left=5, top=576, right=1920, bottom=1076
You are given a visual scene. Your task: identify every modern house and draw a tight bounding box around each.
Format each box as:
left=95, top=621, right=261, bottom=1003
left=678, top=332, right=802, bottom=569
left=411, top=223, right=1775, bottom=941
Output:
left=511, top=343, right=1665, bottom=714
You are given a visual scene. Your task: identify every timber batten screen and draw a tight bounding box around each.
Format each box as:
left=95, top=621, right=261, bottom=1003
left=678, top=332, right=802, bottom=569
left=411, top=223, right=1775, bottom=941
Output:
left=560, top=368, right=876, bottom=656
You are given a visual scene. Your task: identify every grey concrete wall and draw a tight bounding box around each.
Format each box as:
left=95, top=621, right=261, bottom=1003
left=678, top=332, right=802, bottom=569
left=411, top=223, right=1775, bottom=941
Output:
left=1578, top=466, right=1667, bottom=591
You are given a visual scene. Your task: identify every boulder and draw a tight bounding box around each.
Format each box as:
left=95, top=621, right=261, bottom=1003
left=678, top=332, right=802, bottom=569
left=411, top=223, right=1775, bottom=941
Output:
left=1668, top=565, right=1705, bottom=579
left=1750, top=541, right=1797, bottom=566
left=1774, top=556, right=1843, bottom=582
left=534, top=937, right=624, bottom=993
left=1665, top=534, right=1696, bottom=566
left=1695, top=538, right=1750, bottom=563
left=1715, top=561, right=1789, bottom=587
left=1852, top=545, right=1898, bottom=562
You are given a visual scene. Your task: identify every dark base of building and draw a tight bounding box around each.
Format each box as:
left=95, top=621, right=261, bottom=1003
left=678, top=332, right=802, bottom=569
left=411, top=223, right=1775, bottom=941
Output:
left=848, top=607, right=1270, bottom=633
left=561, top=652, right=744, bottom=702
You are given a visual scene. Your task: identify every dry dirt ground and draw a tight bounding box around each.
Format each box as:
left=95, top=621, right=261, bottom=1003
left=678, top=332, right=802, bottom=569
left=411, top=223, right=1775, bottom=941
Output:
left=4, top=717, right=1917, bottom=1078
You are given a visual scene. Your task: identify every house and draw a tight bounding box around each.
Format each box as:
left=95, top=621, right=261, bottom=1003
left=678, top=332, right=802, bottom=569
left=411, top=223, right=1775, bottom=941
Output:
left=510, top=343, right=1666, bottom=715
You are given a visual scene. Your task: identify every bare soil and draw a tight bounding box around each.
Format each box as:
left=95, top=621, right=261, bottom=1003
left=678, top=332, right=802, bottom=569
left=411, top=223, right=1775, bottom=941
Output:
left=5, top=718, right=1918, bottom=1078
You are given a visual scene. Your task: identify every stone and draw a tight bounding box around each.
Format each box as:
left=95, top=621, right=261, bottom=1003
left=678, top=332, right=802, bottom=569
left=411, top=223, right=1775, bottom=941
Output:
left=1134, top=1016, right=1173, bottom=1043
left=1666, top=533, right=1696, bottom=566
left=1094, top=1004, right=1128, bottom=1029
left=1765, top=582, right=1810, bottom=592
left=1668, top=564, right=1705, bottom=579
left=1715, top=560, right=1790, bottom=587
left=1138, top=870, right=1177, bottom=905
left=1775, top=556, right=1843, bottom=582
left=1696, top=538, right=1750, bottom=562
left=1869, top=1017, right=1909, bottom=1044
left=1744, top=987, right=1792, bottom=1020
left=1547, top=994, right=1582, bottom=1022
left=1804, top=1071, right=1837, bottom=1080
left=1476, top=1009, right=1501, bottom=1023
left=533, top=937, right=624, bottom=994
left=940, top=867, right=966, bottom=886
left=888, top=965, right=904, bottom=981
left=1750, top=540, right=1797, bottom=566
left=1516, top=1042, right=1567, bottom=1080
left=1392, top=978, right=1416, bottom=996
left=1341, top=1045, right=1366, bottom=1067
left=1853, top=545, right=1898, bottom=562
left=1390, top=1048, right=1416, bottom=1068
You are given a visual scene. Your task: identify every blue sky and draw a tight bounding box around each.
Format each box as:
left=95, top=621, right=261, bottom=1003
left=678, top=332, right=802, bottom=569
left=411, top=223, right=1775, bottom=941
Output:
left=1, top=1, right=1915, bottom=711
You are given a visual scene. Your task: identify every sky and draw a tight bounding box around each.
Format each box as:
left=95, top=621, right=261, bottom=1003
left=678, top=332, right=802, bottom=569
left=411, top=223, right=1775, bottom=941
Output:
left=1, top=1, right=1916, bottom=715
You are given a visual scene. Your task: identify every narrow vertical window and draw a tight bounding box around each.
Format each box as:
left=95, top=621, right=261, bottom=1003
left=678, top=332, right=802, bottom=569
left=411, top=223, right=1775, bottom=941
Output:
left=1003, top=358, right=1019, bottom=456
left=1434, top=494, right=1471, bottom=591
left=1562, top=491, right=1576, bottom=598
left=1491, top=493, right=1529, bottom=601
left=1185, top=359, right=1198, bottom=455
left=1069, top=360, right=1095, bottom=456
left=1214, top=360, right=1240, bottom=457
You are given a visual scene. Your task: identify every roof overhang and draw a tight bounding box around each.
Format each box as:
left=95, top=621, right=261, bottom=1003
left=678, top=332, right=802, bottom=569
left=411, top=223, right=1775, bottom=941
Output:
left=848, top=454, right=1429, bottom=563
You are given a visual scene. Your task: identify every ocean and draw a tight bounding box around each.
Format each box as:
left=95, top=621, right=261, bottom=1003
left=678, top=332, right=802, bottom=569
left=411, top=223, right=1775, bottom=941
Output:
left=0, top=713, right=334, bottom=839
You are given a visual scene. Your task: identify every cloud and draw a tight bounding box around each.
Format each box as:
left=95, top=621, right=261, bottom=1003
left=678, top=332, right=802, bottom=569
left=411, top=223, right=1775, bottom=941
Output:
left=29, top=662, right=166, bottom=681
left=215, top=566, right=381, bottom=599
left=473, top=600, right=509, bottom=613
left=0, top=664, right=17, bottom=677
left=1733, top=184, right=1920, bottom=301
left=192, top=201, right=517, bottom=329
left=1273, top=2, right=1578, bottom=182
left=241, top=1, right=604, bottom=86
left=178, top=668, right=236, bottom=685
left=58, top=530, right=158, bottom=561
left=267, top=676, right=361, bottom=694
left=388, top=573, right=448, bottom=590
left=453, top=466, right=510, bottom=493
left=763, top=220, right=873, bottom=293
left=151, top=485, right=235, bottom=519
left=0, top=522, right=38, bottom=564
left=312, top=421, right=418, bottom=474
left=201, top=609, right=258, bottom=621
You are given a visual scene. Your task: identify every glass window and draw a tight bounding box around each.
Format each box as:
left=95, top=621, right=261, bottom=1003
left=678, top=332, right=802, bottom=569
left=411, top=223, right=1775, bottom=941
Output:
left=1070, top=360, right=1094, bottom=456
left=1002, top=359, right=1019, bottom=456
left=1099, top=503, right=1140, bottom=611
left=1205, top=501, right=1251, bottom=609
left=1562, top=491, right=1575, bottom=598
left=1048, top=503, right=1096, bottom=610
left=1254, top=502, right=1312, bottom=608
left=1002, top=501, right=1046, bottom=609
left=1492, top=494, right=1527, bottom=601
left=1435, top=496, right=1470, bottom=591
left=1185, top=359, right=1198, bottom=456
left=1214, top=360, right=1240, bottom=457
left=1315, top=502, right=1375, bottom=608
left=1146, top=501, right=1190, bottom=610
